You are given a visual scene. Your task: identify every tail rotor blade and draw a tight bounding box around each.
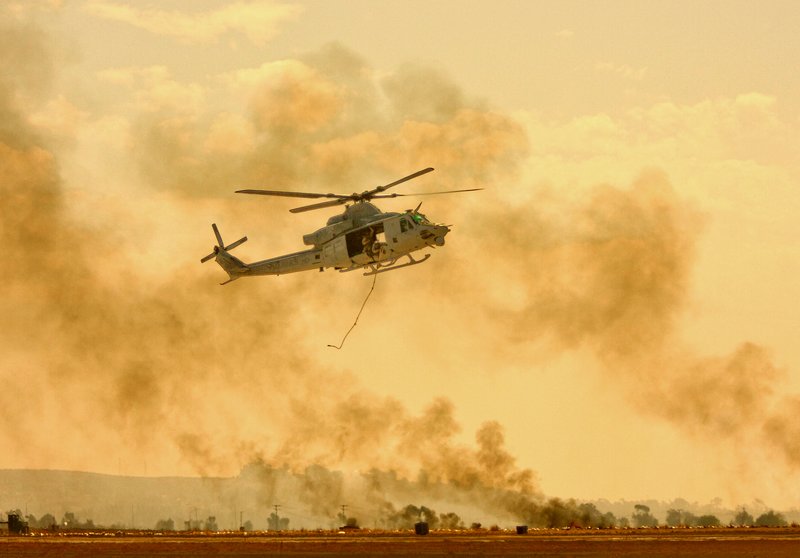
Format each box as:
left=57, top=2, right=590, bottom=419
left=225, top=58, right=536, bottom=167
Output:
left=225, top=236, right=247, bottom=251
left=202, top=225, right=246, bottom=264
left=212, top=223, right=223, bottom=246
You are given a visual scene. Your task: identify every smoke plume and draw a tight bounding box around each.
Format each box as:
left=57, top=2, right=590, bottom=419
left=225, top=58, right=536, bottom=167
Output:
left=3, top=5, right=800, bottom=524
left=0, top=12, right=551, bottom=525
left=449, top=164, right=800, bottom=478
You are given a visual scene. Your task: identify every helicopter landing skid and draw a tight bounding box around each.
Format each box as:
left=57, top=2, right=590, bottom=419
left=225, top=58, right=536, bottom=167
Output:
left=362, top=253, right=431, bottom=276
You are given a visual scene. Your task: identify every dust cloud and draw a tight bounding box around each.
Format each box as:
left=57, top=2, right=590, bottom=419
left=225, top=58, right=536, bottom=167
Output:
left=2, top=7, right=799, bottom=526
left=450, top=167, right=800, bottom=475
left=0, top=13, right=547, bottom=523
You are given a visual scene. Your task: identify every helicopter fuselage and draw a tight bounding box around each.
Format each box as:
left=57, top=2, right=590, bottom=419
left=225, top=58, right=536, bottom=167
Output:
left=201, top=167, right=476, bottom=284
left=207, top=202, right=450, bottom=283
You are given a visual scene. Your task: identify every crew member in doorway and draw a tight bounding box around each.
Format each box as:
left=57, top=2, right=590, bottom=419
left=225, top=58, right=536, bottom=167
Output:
left=362, top=227, right=377, bottom=260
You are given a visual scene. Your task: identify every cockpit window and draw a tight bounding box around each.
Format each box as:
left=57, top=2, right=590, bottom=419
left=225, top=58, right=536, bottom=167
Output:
left=400, top=217, right=415, bottom=233
left=411, top=212, right=429, bottom=225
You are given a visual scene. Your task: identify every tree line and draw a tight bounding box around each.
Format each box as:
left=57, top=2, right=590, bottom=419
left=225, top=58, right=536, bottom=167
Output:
left=7, top=503, right=793, bottom=531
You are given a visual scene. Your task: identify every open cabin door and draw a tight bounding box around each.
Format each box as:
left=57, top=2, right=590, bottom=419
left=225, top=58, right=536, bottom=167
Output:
left=345, top=223, right=385, bottom=259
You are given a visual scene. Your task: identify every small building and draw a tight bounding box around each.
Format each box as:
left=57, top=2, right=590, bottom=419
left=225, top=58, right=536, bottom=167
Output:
left=1, top=512, right=30, bottom=535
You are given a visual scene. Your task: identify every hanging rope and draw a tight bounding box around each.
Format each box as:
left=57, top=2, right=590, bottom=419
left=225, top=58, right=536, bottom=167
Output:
left=327, top=273, right=378, bottom=349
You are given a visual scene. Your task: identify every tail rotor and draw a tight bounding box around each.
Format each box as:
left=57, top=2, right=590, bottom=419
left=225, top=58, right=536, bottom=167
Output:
left=200, top=223, right=247, bottom=263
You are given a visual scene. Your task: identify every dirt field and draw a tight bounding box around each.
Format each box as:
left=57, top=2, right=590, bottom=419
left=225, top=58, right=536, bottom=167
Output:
left=3, top=528, right=800, bottom=557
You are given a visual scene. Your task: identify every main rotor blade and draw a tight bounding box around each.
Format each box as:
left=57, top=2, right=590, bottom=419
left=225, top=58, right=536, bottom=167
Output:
left=235, top=189, right=348, bottom=200
left=289, top=198, right=350, bottom=213
left=371, top=187, right=484, bottom=198
left=236, top=168, right=434, bottom=203
left=370, top=167, right=434, bottom=195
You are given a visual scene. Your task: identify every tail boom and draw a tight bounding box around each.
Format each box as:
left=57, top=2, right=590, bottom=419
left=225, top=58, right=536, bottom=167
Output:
left=202, top=223, right=322, bottom=284
left=246, top=248, right=322, bottom=277
left=212, top=245, right=324, bottom=284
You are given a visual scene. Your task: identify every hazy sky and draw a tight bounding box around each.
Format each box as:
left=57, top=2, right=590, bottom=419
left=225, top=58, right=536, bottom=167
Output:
left=2, top=0, right=800, bottom=514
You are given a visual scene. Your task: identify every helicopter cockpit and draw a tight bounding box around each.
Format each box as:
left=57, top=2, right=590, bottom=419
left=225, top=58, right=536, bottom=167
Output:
left=400, top=211, right=430, bottom=231
left=399, top=211, right=433, bottom=234
left=410, top=211, right=431, bottom=225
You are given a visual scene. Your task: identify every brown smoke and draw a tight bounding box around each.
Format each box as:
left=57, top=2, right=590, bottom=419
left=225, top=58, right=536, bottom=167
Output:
left=450, top=168, right=700, bottom=358
left=126, top=42, right=527, bottom=199
left=448, top=166, right=800, bottom=476
left=0, top=16, right=545, bottom=525
left=763, top=397, right=800, bottom=467
left=4, top=7, right=799, bottom=522
left=650, top=343, right=782, bottom=435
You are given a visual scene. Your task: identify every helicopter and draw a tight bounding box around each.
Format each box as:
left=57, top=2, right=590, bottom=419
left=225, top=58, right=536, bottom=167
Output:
left=201, top=167, right=480, bottom=284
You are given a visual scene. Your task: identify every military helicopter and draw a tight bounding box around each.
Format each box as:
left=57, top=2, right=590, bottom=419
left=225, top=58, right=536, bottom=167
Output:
left=201, top=167, right=480, bottom=284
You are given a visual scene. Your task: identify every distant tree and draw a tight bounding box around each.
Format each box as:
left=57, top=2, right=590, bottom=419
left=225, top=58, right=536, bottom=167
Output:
left=204, top=516, right=218, bottom=532
left=734, top=508, right=754, bottom=526
left=577, top=503, right=601, bottom=528
left=388, top=505, right=424, bottom=529
left=62, top=512, right=77, bottom=528
left=601, top=512, right=618, bottom=529
left=439, top=512, right=463, bottom=530
left=242, top=520, right=253, bottom=532
left=696, top=515, right=721, bottom=527
left=577, top=502, right=616, bottom=529
left=38, top=513, right=56, bottom=530
left=400, top=505, right=421, bottom=528
left=755, top=511, right=788, bottom=527
left=541, top=498, right=573, bottom=528
left=60, top=511, right=93, bottom=529
left=419, top=506, right=439, bottom=530
left=155, top=518, right=175, bottom=531
left=666, top=509, right=682, bottom=527
left=666, top=509, right=698, bottom=527
left=632, top=504, right=658, bottom=528
left=267, top=512, right=289, bottom=530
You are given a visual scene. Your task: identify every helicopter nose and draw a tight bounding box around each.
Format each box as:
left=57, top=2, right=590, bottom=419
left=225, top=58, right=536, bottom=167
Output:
left=433, top=224, right=450, bottom=246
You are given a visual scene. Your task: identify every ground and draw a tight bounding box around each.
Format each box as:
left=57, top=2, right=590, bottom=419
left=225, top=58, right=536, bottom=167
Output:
left=3, top=528, right=800, bottom=557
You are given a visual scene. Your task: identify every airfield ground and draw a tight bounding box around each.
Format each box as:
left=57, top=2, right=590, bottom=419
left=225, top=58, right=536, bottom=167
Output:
left=3, top=527, right=800, bottom=557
